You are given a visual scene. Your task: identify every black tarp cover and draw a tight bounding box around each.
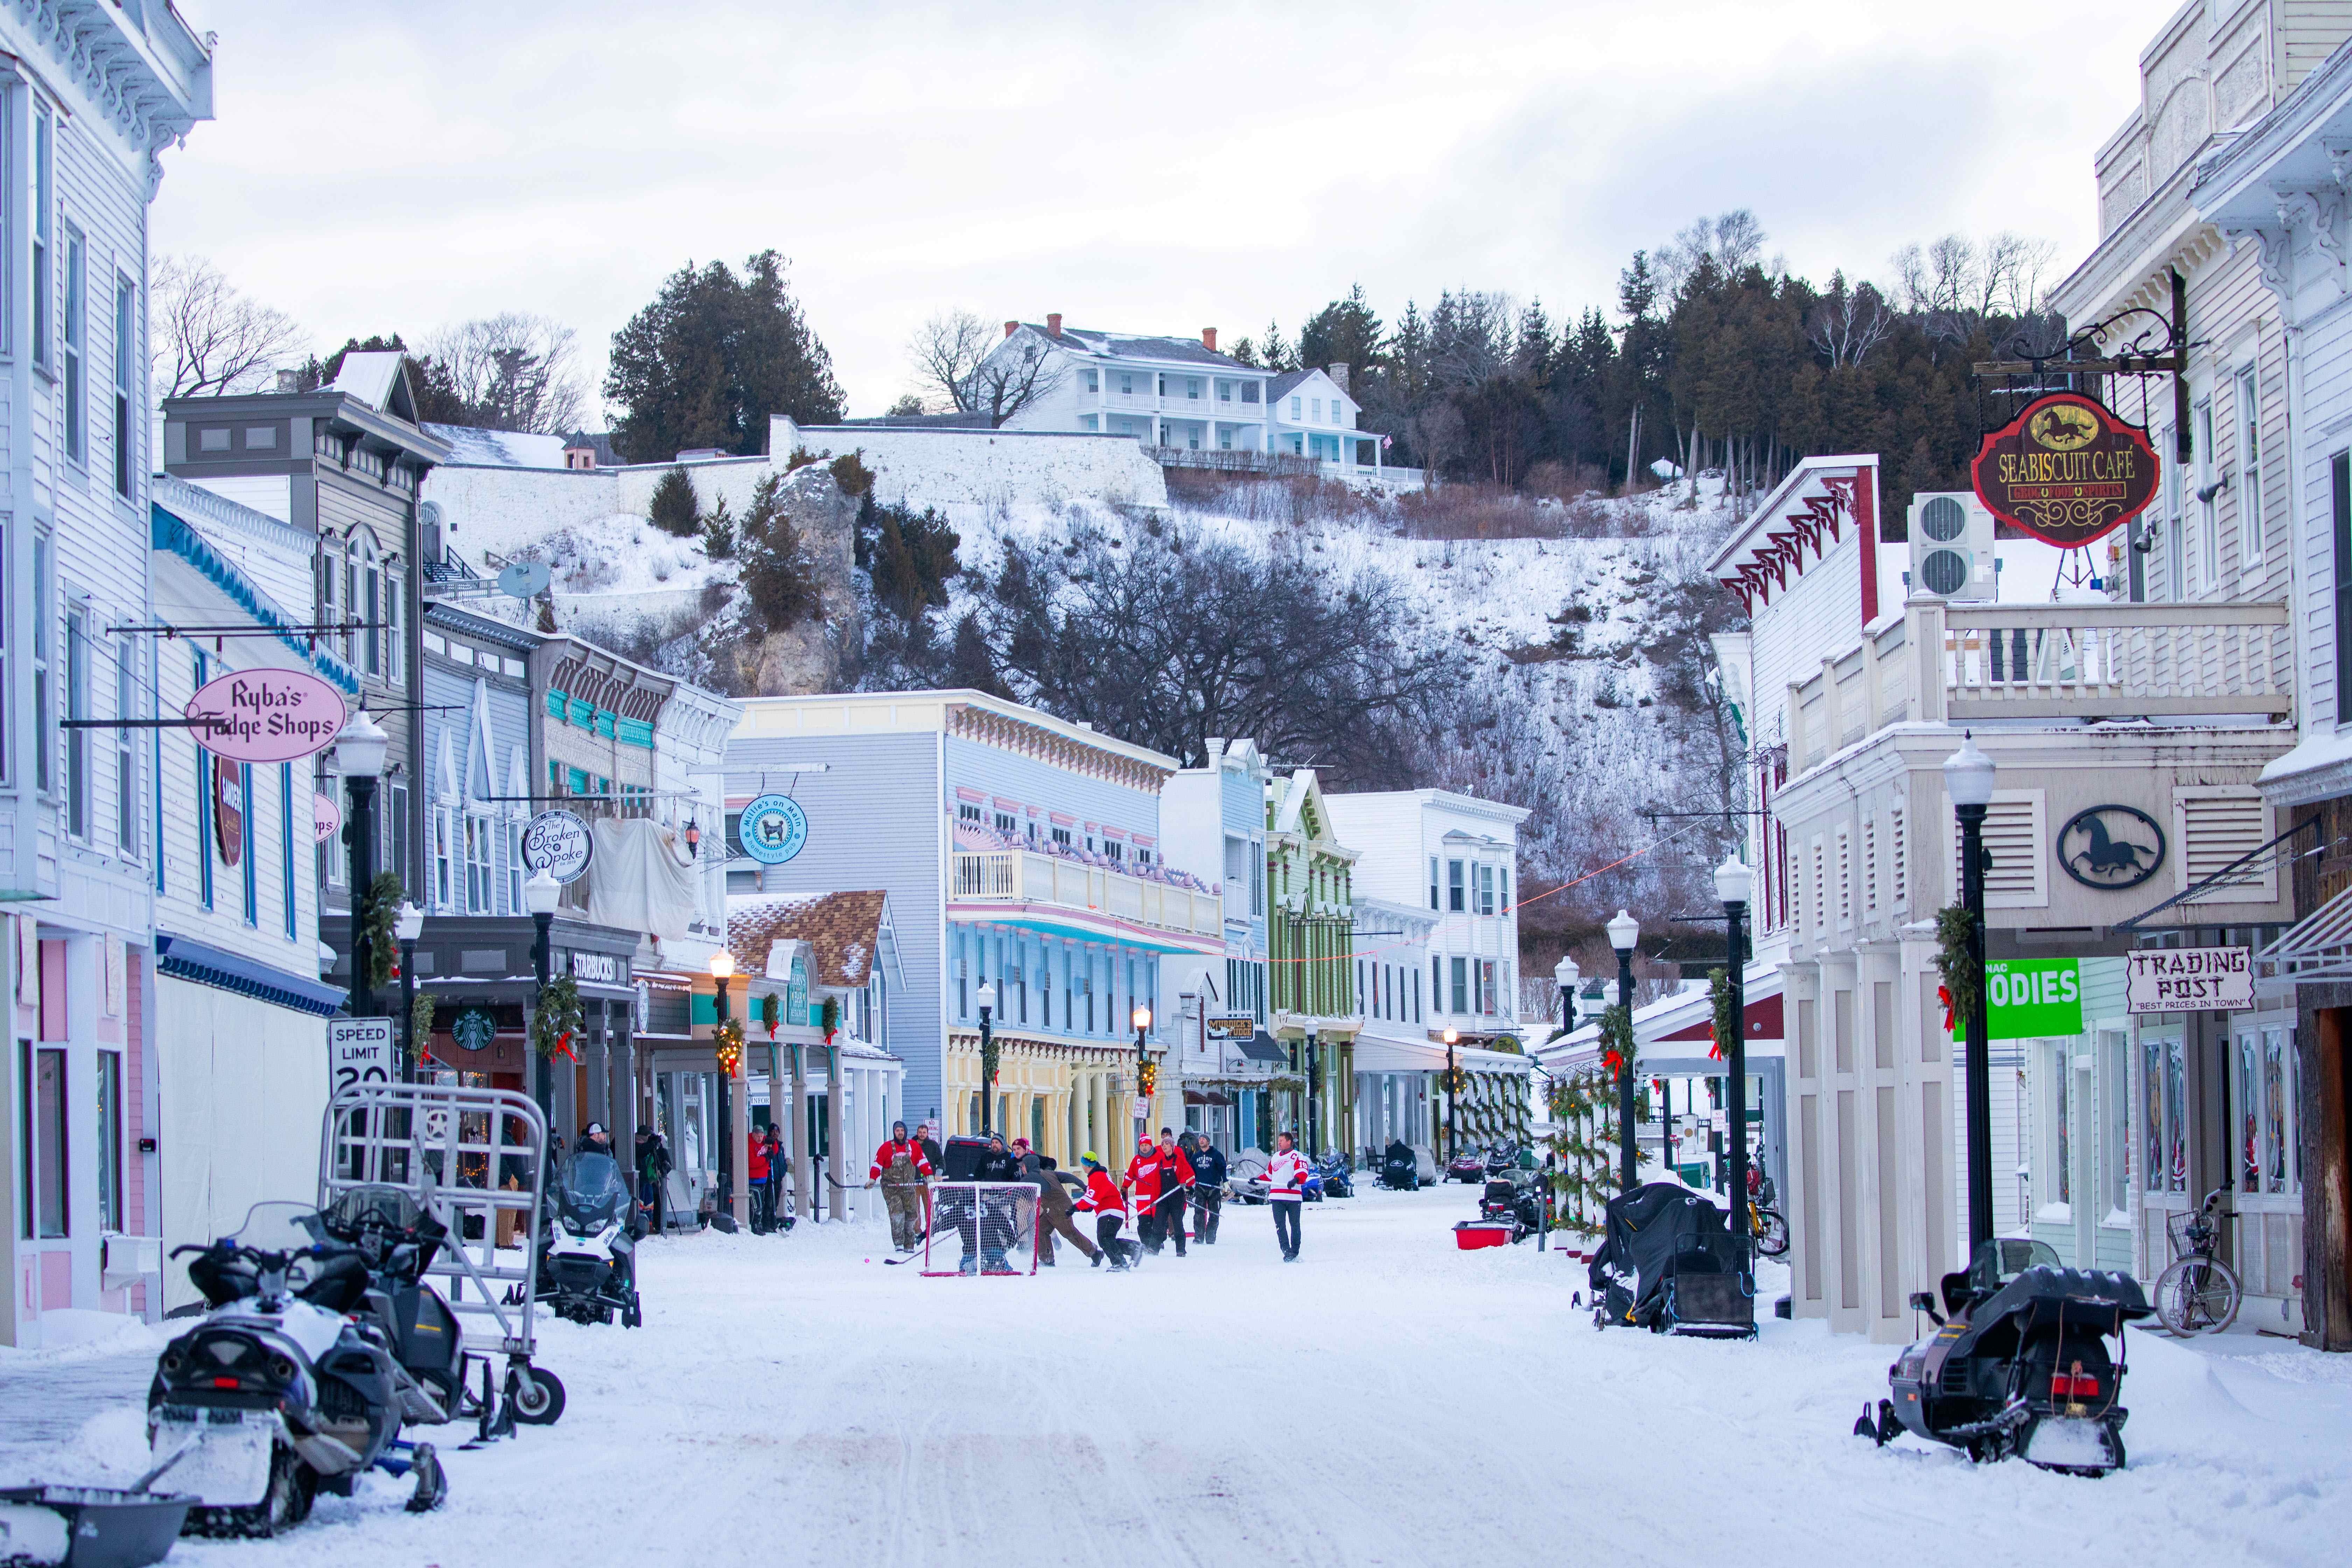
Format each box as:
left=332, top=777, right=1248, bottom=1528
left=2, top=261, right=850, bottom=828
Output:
left=1589, top=1182, right=1742, bottom=1324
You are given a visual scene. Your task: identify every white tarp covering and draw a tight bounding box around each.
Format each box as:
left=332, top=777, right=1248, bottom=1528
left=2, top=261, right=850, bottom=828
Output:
left=587, top=818, right=700, bottom=940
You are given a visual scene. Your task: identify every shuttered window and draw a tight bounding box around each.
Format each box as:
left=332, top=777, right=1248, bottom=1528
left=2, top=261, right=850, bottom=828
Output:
left=1863, top=817, right=1878, bottom=916
left=2175, top=789, right=2275, bottom=903
left=1890, top=807, right=1906, bottom=910
left=1836, top=828, right=1852, bottom=928
left=1953, top=791, right=2045, bottom=908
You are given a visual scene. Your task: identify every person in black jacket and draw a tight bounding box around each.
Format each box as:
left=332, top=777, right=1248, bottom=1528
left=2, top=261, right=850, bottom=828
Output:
left=1186, top=1132, right=1228, bottom=1244
left=962, top=1132, right=1022, bottom=1273
left=634, top=1126, right=672, bottom=1235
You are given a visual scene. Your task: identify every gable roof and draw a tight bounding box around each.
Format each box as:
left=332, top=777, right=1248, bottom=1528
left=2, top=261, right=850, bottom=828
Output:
left=329, top=351, right=420, bottom=421
left=1019, top=324, right=1253, bottom=371
left=727, top=890, right=893, bottom=988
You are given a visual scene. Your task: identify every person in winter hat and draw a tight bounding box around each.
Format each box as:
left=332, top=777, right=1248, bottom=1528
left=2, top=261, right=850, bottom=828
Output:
left=1073, top=1152, right=1135, bottom=1269
left=1186, top=1132, right=1228, bottom=1244
left=1123, top=1135, right=1169, bottom=1253
left=1267, top=1131, right=1310, bottom=1261
left=1022, top=1148, right=1097, bottom=1267
left=960, top=1132, right=1021, bottom=1273
left=634, top=1124, right=673, bottom=1236
left=746, top=1127, right=772, bottom=1234
left=1150, top=1129, right=1195, bottom=1256
left=868, top=1120, right=934, bottom=1253
left=913, top=1121, right=943, bottom=1230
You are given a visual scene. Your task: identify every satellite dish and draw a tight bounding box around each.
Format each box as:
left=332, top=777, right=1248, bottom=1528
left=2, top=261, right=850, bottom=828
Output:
left=497, top=561, right=552, bottom=599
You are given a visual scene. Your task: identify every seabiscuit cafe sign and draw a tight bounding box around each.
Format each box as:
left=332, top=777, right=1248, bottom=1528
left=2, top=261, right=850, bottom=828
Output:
left=1970, top=391, right=2160, bottom=548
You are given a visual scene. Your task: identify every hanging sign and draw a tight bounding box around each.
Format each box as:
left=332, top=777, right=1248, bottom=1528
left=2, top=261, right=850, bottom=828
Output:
left=313, top=790, right=343, bottom=845
left=1970, top=391, right=2160, bottom=548
left=521, top=808, right=594, bottom=883
left=2126, top=947, right=2252, bottom=1014
left=1951, top=958, right=2083, bottom=1041
left=1206, top=1016, right=1255, bottom=1041
left=184, top=667, right=349, bottom=764
left=212, top=758, right=244, bottom=866
left=448, top=1006, right=499, bottom=1053
left=737, top=793, right=809, bottom=866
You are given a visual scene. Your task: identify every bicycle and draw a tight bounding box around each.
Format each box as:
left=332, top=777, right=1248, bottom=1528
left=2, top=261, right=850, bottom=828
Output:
left=2154, top=1187, right=2241, bottom=1336
left=1744, top=1167, right=1790, bottom=1258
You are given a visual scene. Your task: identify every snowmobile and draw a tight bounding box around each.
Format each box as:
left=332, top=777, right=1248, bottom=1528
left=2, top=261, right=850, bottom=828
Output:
left=1378, top=1142, right=1419, bottom=1191
left=315, top=1184, right=470, bottom=1427
left=1478, top=1171, right=1542, bottom=1240
left=536, top=1149, right=643, bottom=1326
left=1444, top=1150, right=1488, bottom=1184
left=1484, top=1143, right=1520, bottom=1178
left=1314, top=1151, right=1354, bottom=1198
left=1855, top=1237, right=2151, bottom=1476
left=147, top=1202, right=446, bottom=1539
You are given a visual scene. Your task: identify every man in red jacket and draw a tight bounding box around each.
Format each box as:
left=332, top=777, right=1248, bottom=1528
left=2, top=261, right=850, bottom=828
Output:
left=1074, top=1152, right=1135, bottom=1269
left=1149, top=1128, right=1195, bottom=1256
left=867, top=1120, right=934, bottom=1253
left=1124, top=1136, right=1168, bottom=1254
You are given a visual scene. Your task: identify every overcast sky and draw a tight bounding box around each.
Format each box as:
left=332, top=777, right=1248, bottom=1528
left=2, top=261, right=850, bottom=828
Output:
left=156, top=0, right=2158, bottom=422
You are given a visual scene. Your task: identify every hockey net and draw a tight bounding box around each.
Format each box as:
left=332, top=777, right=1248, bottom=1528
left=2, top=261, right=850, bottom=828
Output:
left=921, top=1181, right=1042, bottom=1277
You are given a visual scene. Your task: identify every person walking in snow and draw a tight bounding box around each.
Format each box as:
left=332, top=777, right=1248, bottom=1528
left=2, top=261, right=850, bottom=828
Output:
left=634, top=1124, right=672, bottom=1236
left=1124, top=1135, right=1168, bottom=1253
left=913, top=1121, right=943, bottom=1231
left=1022, top=1148, right=1098, bottom=1267
left=1149, top=1128, right=1195, bottom=1256
left=1073, top=1152, right=1134, bottom=1269
left=747, top=1129, right=773, bottom=1234
left=1267, top=1131, right=1310, bottom=1261
left=1186, top=1132, right=1228, bottom=1244
left=868, top=1120, right=934, bottom=1253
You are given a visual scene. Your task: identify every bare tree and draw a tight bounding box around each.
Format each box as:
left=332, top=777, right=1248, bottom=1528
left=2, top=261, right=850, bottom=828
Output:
left=909, top=309, right=1064, bottom=427
left=1805, top=271, right=1894, bottom=368
left=418, top=312, right=585, bottom=433
left=152, top=254, right=308, bottom=399
left=1655, top=209, right=1768, bottom=299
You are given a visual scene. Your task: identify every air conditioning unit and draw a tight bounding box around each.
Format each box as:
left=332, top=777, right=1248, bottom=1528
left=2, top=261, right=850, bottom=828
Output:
left=1906, top=491, right=1996, bottom=601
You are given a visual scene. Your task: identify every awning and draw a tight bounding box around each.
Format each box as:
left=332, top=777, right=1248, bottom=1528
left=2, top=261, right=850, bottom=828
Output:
left=156, top=932, right=348, bottom=1018
left=1235, top=1030, right=1288, bottom=1066
left=1184, top=1088, right=1233, bottom=1107
left=2256, top=882, right=2352, bottom=990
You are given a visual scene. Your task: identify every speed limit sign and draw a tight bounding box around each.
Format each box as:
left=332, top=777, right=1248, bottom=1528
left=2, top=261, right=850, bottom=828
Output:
left=329, top=1017, right=396, bottom=1098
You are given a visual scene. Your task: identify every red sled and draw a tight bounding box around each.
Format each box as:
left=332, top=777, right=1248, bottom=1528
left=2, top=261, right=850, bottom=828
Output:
left=1454, top=1220, right=1512, bottom=1250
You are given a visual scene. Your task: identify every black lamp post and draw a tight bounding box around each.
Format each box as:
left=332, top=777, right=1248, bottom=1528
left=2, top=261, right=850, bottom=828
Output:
left=1714, top=855, right=1752, bottom=1239
left=1945, top=734, right=1998, bottom=1255
left=1552, top=954, right=1580, bottom=1043
left=710, top=948, right=735, bottom=1216
left=524, top=868, right=560, bottom=1126
left=977, top=979, right=997, bottom=1135
left=1303, top=1031, right=1319, bottom=1158
left=335, top=708, right=388, bottom=1018
left=395, top=901, right=423, bottom=1083
left=1442, top=1027, right=1459, bottom=1160
left=1607, top=908, right=1640, bottom=1194
left=1132, top=1005, right=1152, bottom=1146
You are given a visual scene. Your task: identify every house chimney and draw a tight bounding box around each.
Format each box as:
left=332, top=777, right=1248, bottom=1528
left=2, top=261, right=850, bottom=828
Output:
left=1004, top=320, right=1018, bottom=338
left=1203, top=327, right=1218, bottom=352
left=1047, top=313, right=1063, bottom=337
left=1328, top=362, right=1349, bottom=393
left=275, top=368, right=301, bottom=393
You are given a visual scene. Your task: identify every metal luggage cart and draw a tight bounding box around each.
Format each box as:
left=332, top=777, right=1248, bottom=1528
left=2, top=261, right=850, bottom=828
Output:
left=320, top=1082, right=564, bottom=1427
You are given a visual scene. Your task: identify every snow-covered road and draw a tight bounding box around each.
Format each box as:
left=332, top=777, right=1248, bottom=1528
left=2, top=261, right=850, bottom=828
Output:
left=9, top=1182, right=2349, bottom=1566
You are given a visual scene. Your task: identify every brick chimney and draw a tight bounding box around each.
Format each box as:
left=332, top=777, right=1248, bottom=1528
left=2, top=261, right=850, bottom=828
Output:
left=1047, top=313, right=1063, bottom=337
left=1004, top=320, right=1018, bottom=338
left=1202, top=327, right=1218, bottom=352
left=1328, top=362, right=1350, bottom=393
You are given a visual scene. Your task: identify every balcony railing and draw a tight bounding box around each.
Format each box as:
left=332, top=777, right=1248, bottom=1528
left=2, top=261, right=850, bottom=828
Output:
left=1786, top=597, right=2292, bottom=775
left=1144, top=446, right=1320, bottom=476
left=951, top=850, right=1221, bottom=941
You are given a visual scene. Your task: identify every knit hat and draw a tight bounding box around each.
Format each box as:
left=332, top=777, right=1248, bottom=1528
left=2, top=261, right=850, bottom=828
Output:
left=1082, top=1151, right=1102, bottom=1169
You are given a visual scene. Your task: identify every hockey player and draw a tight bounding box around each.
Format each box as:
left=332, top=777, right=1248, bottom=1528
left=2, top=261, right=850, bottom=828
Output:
left=1187, top=1132, right=1229, bottom=1244
left=1022, top=1149, right=1098, bottom=1267
left=1124, top=1135, right=1168, bottom=1253
left=1073, top=1152, right=1135, bottom=1269
left=1267, top=1130, right=1310, bottom=1261
left=867, top=1120, right=934, bottom=1253
left=1149, top=1128, right=1195, bottom=1256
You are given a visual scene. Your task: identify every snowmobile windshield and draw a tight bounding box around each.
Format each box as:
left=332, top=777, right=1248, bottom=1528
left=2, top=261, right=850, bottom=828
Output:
left=557, top=1152, right=630, bottom=1230
left=225, top=1200, right=327, bottom=1253
left=1966, top=1236, right=2061, bottom=1296
left=323, top=1184, right=426, bottom=1240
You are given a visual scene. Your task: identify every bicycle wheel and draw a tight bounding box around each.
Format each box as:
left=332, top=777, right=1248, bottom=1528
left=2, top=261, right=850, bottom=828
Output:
left=1754, top=1208, right=1791, bottom=1258
left=2155, top=1256, right=2241, bottom=1336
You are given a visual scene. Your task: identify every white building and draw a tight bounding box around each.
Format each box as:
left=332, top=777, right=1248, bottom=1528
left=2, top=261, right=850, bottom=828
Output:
left=1159, top=738, right=1282, bottom=1153
left=1324, top=789, right=1535, bottom=1159
left=1, top=5, right=213, bottom=1347
left=986, top=317, right=1273, bottom=451
left=1266, top=366, right=1383, bottom=476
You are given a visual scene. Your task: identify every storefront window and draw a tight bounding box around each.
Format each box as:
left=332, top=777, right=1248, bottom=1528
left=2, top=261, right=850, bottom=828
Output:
left=2164, top=1037, right=2186, bottom=1194
left=96, top=1051, right=123, bottom=1232
left=2237, top=1032, right=2260, bottom=1193
left=2142, top=1036, right=2165, bottom=1195
left=2265, top=1026, right=2296, bottom=1195
left=33, top=1046, right=68, bottom=1238
left=2053, top=1046, right=2070, bottom=1208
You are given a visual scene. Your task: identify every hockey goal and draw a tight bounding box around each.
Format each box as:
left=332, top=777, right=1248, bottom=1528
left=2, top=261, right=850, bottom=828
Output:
left=921, top=1181, right=1041, bottom=1277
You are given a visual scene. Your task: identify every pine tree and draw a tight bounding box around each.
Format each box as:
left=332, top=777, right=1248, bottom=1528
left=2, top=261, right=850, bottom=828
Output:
left=648, top=468, right=699, bottom=538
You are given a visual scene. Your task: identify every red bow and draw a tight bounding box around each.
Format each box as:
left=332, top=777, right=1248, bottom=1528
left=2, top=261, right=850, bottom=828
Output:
left=1937, top=986, right=1954, bottom=1034
left=553, top=1030, right=581, bottom=1063
left=1706, top=1023, right=1724, bottom=1063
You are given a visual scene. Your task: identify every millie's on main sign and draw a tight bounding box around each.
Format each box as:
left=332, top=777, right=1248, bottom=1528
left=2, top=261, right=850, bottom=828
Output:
left=2126, top=947, right=2252, bottom=1014
left=1970, top=391, right=2160, bottom=548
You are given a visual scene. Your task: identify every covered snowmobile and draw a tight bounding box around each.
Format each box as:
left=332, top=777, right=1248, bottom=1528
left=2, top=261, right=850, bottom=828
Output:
left=1588, top=1182, right=1754, bottom=1338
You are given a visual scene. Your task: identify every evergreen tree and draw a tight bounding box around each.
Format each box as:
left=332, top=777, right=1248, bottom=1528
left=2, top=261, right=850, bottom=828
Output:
left=648, top=468, right=700, bottom=538
left=1297, top=283, right=1384, bottom=376
left=1257, top=320, right=1298, bottom=374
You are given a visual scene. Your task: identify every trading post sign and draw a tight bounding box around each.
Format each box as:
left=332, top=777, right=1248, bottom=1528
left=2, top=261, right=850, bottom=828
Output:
left=1970, top=391, right=2160, bottom=548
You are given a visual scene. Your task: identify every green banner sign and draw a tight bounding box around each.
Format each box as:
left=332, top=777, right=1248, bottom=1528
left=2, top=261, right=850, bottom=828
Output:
left=1953, top=958, right=2082, bottom=1041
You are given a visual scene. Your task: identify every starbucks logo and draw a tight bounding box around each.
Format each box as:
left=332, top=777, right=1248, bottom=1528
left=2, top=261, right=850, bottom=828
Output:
left=449, top=1006, right=499, bottom=1053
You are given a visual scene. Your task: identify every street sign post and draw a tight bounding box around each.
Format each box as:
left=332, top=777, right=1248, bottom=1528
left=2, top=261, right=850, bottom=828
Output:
left=329, top=1016, right=396, bottom=1098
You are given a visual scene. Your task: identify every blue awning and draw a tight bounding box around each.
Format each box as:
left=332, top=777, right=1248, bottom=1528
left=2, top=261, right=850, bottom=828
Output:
left=155, top=932, right=349, bottom=1018
left=151, top=504, right=361, bottom=694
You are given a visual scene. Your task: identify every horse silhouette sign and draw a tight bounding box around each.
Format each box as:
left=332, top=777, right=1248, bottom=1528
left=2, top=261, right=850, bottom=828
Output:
left=2057, top=804, right=2165, bottom=890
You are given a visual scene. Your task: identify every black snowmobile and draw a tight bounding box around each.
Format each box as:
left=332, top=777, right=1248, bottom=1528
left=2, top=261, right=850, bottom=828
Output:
left=1855, top=1237, right=2151, bottom=1476
left=1478, top=1171, right=1542, bottom=1240
left=1378, top=1141, right=1419, bottom=1191
left=1588, top=1182, right=1755, bottom=1338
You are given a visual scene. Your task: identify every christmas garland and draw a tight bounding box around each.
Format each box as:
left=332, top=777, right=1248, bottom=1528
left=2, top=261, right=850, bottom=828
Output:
left=1707, top=966, right=1736, bottom=1062
left=1934, top=904, right=1979, bottom=1035
left=408, top=992, right=437, bottom=1065
left=357, top=872, right=404, bottom=990
left=760, top=993, right=780, bottom=1038
left=820, top=995, right=840, bottom=1038
left=713, top=1014, right=745, bottom=1075
left=532, top=972, right=585, bottom=1061
left=1598, top=1001, right=1636, bottom=1078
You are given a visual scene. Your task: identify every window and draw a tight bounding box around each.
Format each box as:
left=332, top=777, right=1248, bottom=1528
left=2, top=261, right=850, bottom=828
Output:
left=1432, top=955, right=1442, bottom=1011
left=1479, top=960, right=1499, bottom=1014
left=2101, top=1030, right=2127, bottom=1218
left=959, top=802, right=981, bottom=823
left=1429, top=855, right=1439, bottom=909
left=1450, top=956, right=1469, bottom=1014
left=1477, top=864, right=1496, bottom=916
left=30, top=1045, right=68, bottom=1238
left=1447, top=859, right=1465, bottom=912
left=364, top=564, right=381, bottom=676
left=114, top=274, right=135, bottom=496
left=1290, top=397, right=1302, bottom=419
left=507, top=819, right=524, bottom=910
left=388, top=781, right=407, bottom=888
left=2195, top=398, right=2217, bottom=590
left=116, top=642, right=138, bottom=855
left=1051, top=825, right=1071, bottom=847
left=1083, top=370, right=1098, bottom=392
left=239, top=764, right=258, bottom=925
left=1218, top=380, right=1232, bottom=402
left=1186, top=378, right=1200, bottom=399
left=281, top=763, right=298, bottom=938
left=433, top=809, right=453, bottom=908
left=993, top=810, right=1016, bottom=835
left=64, top=604, right=88, bottom=837
left=32, top=106, right=51, bottom=368
left=2164, top=428, right=2184, bottom=601
left=1311, top=398, right=1321, bottom=421
left=1119, top=374, right=1135, bottom=395
left=63, top=226, right=84, bottom=463
left=1106, top=840, right=1124, bottom=862
left=465, top=814, right=492, bottom=911
left=2238, top=366, right=2262, bottom=565
left=1241, top=382, right=1260, bottom=404
left=96, top=1050, right=122, bottom=1231
left=34, top=535, right=53, bottom=794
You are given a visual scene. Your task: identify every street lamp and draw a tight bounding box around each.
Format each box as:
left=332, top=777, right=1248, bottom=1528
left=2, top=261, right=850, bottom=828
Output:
left=976, top=979, right=998, bottom=1135
left=394, top=901, right=424, bottom=1083
left=1713, top=855, right=1754, bottom=1239
left=1606, top=908, right=1640, bottom=1194
left=1132, top=1005, right=1152, bottom=1146
left=1944, top=732, right=1998, bottom=1255
left=335, top=708, right=388, bottom=1018
left=1442, top=1027, right=1460, bottom=1160
left=1552, top=954, right=1580, bottom=1040
left=710, top=948, right=736, bottom=1218
left=524, top=869, right=561, bottom=1125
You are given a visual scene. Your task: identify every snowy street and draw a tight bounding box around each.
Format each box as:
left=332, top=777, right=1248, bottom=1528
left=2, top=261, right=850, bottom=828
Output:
left=5, top=1183, right=2347, bottom=1567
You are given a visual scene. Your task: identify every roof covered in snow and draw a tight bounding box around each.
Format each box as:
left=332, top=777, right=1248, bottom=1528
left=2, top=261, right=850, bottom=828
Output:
left=424, top=423, right=571, bottom=469
left=330, top=351, right=409, bottom=412
left=727, top=890, right=893, bottom=989
left=1018, top=324, right=1253, bottom=371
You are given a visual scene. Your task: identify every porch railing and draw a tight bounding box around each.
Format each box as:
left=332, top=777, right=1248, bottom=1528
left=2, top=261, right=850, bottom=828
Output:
left=950, top=850, right=1220, bottom=940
